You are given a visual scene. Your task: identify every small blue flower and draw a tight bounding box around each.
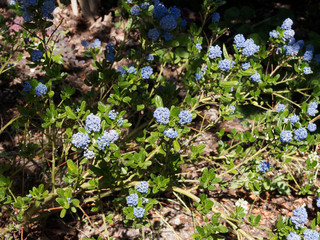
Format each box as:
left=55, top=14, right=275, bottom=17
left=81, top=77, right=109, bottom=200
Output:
left=72, top=132, right=90, bottom=149
left=229, top=105, right=235, bottom=114
left=105, top=43, right=115, bottom=61
left=83, top=150, right=95, bottom=159
left=241, top=62, right=250, bottom=70
left=269, top=30, right=279, bottom=38
left=164, top=128, right=177, bottom=138
left=130, top=5, right=141, bottom=15
left=35, top=83, right=47, bottom=96
left=90, top=38, right=101, bottom=48
left=276, top=103, right=286, bottom=112
left=136, top=181, right=149, bottom=193
left=294, top=127, right=308, bottom=141
left=67, top=197, right=71, bottom=204
left=195, top=43, right=202, bottom=51
left=141, top=2, right=149, bottom=9
left=179, top=19, right=187, bottom=27
left=31, top=50, right=43, bottom=62
left=22, top=11, right=34, bottom=22
left=24, top=81, right=32, bottom=92
left=290, top=206, right=308, bottom=228
left=303, top=67, right=312, bottom=75
left=162, top=32, right=173, bottom=41
left=281, top=18, right=293, bottom=30
left=307, top=107, right=317, bottom=117
left=208, top=45, right=222, bottom=59
left=283, top=29, right=295, bottom=40
left=27, top=193, right=32, bottom=198
left=316, top=197, right=320, bottom=208
left=133, top=207, right=145, bottom=218
left=160, top=15, right=177, bottom=30
left=242, top=39, right=260, bottom=57
left=303, top=50, right=313, bottom=62
left=309, top=101, right=318, bottom=109
left=141, top=66, right=153, bottom=79
left=218, top=59, right=232, bottom=72
left=195, top=71, right=203, bottom=81
left=259, top=161, right=270, bottom=174
left=153, top=2, right=167, bottom=19
left=288, top=114, right=299, bottom=125
left=127, top=66, right=137, bottom=74
left=147, top=54, right=154, bottom=61
left=81, top=40, right=89, bottom=49
left=250, top=72, right=260, bottom=83
left=234, top=34, right=246, bottom=49
left=178, top=110, right=192, bottom=125
left=117, top=117, right=124, bottom=126
left=142, top=197, right=149, bottom=204
left=211, top=12, right=220, bottom=22
left=286, top=232, right=301, bottom=240
left=96, top=135, right=109, bottom=150
left=105, top=129, right=119, bottom=143
left=307, top=123, right=317, bottom=132
left=280, top=130, right=292, bottom=143
left=41, top=0, right=55, bottom=18
left=127, top=193, right=139, bottom=207
left=117, top=66, right=126, bottom=76
left=85, top=113, right=101, bottom=133
left=303, top=229, right=319, bottom=240
left=148, top=28, right=160, bottom=41
left=168, top=6, right=181, bottom=19
left=154, top=107, right=170, bottom=124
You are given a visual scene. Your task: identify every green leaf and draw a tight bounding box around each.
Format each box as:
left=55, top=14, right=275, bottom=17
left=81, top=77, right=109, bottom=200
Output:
left=223, top=44, right=231, bottom=60
left=173, top=140, right=180, bottom=152
left=175, top=48, right=189, bottom=58
left=67, top=160, right=77, bottom=173
left=65, top=106, right=76, bottom=120
left=60, top=208, right=66, bottom=218
left=98, top=101, right=106, bottom=112
left=154, top=95, right=163, bottom=108
left=137, top=104, right=145, bottom=111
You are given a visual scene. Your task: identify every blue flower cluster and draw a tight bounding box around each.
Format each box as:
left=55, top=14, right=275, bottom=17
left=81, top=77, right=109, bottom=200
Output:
left=178, top=110, right=192, bottom=125
left=136, top=181, right=149, bottom=193
left=290, top=206, right=308, bottom=228
left=154, top=107, right=170, bottom=124
left=164, top=128, right=177, bottom=139
left=105, top=43, right=115, bottom=61
left=24, top=81, right=32, bottom=92
left=72, top=132, right=90, bottom=149
left=307, top=123, right=317, bottom=132
left=317, top=197, right=320, bottom=208
left=250, top=72, right=260, bottom=83
left=22, top=11, right=33, bottom=21
left=218, top=59, right=233, bottom=72
left=288, top=114, right=299, bottom=125
left=148, top=28, right=160, bottom=41
left=31, top=50, right=43, bottom=62
left=130, top=5, right=141, bottom=16
left=303, top=44, right=314, bottom=62
left=234, top=34, right=260, bottom=57
left=41, top=0, right=55, bottom=18
left=241, top=62, right=250, bottom=70
left=127, top=193, right=139, bottom=207
left=303, top=229, right=319, bottom=240
left=127, top=66, right=137, bottom=74
left=280, top=130, right=292, bottom=143
left=141, top=66, right=153, bottom=79
left=105, top=129, right=119, bottom=143
left=90, top=38, right=101, bottom=48
left=83, top=150, right=95, bottom=159
left=303, top=67, right=311, bottom=75
left=108, top=109, right=118, bottom=120
left=195, top=71, right=203, bottom=81
left=153, top=2, right=167, bottom=18
left=133, top=207, right=145, bottom=218
left=96, top=135, right=110, bottom=149
left=195, top=43, right=202, bottom=51
left=147, top=54, right=154, bottom=61
left=85, top=113, right=101, bottom=133
left=35, top=83, right=47, bottom=96
left=162, top=32, right=173, bottom=41
left=281, top=18, right=293, bottom=30
left=294, top=127, right=308, bottom=141
left=211, top=12, right=220, bottom=23
left=160, top=15, right=177, bottom=30
left=23, top=0, right=38, bottom=8
left=208, top=45, right=222, bottom=59
left=276, top=103, right=286, bottom=112
left=269, top=30, right=279, bottom=39
left=286, top=232, right=300, bottom=240
left=258, top=161, right=270, bottom=174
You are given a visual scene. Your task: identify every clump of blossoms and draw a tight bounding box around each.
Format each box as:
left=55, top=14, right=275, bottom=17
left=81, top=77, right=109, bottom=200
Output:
left=35, top=83, right=47, bottom=96
left=153, top=107, right=170, bottom=124
left=276, top=103, right=286, bottom=112
left=130, top=5, right=140, bottom=16
left=290, top=206, right=308, bottom=229
left=208, top=45, right=222, bottom=59
left=218, top=59, right=233, bottom=72
left=164, top=128, right=177, bottom=139
left=280, top=130, right=292, bottom=143
left=140, top=66, right=153, bottom=79
left=125, top=182, right=150, bottom=219
left=127, top=193, right=139, bottom=207
left=250, top=72, right=260, bottom=83
left=72, top=132, right=90, bottom=149
left=307, top=101, right=318, bottom=116
left=303, top=229, right=319, bottom=240
left=178, top=110, right=192, bottom=125
left=136, top=181, right=149, bottom=194
left=288, top=114, right=300, bottom=125
left=105, top=43, right=115, bottom=61
left=294, top=127, right=307, bottom=141
left=148, top=28, right=160, bottom=41
left=235, top=198, right=249, bottom=214
left=233, top=34, right=260, bottom=57
left=258, top=161, right=270, bottom=174
left=85, top=113, right=101, bottom=133
left=31, top=50, right=43, bottom=62
left=286, top=232, right=300, bottom=240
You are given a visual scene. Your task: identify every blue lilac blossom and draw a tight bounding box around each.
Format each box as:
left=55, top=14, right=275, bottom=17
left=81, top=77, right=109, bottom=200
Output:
left=164, top=128, right=177, bottom=138
left=317, top=197, right=320, bottom=208
left=276, top=103, right=286, bottom=112
left=280, top=130, right=292, bottom=143
left=242, top=39, right=260, bottom=57
left=130, top=5, right=140, bottom=15
left=211, top=12, right=220, bottom=22
left=178, top=110, right=192, bottom=124
left=117, top=66, right=126, bottom=76
left=90, top=38, right=101, bottom=48
left=126, top=66, right=137, bottom=74
left=303, top=229, right=319, bottom=240
left=141, top=66, right=153, bottom=79
left=303, top=67, right=311, bottom=75
left=218, top=59, right=232, bottom=72
left=294, top=127, right=308, bottom=141
left=162, top=32, right=173, bottom=41
left=307, top=107, right=317, bottom=116
left=281, top=18, right=293, bottom=30
left=133, top=207, right=145, bottom=218
left=35, top=83, right=47, bottom=96
left=148, top=28, right=160, bottom=41
left=290, top=206, right=308, bottom=228
left=306, top=44, right=315, bottom=51
left=81, top=40, right=89, bottom=49
left=195, top=43, right=202, bottom=51
left=147, top=54, right=154, bottom=61
left=288, top=114, right=299, bottom=125
left=160, top=15, right=177, bottom=30
left=22, top=11, right=33, bottom=22
left=83, top=150, right=95, bottom=159
left=108, top=109, right=119, bottom=120
left=307, top=123, right=317, bottom=132
left=153, top=107, right=170, bottom=124
left=303, top=50, right=313, bottom=62
left=241, top=62, right=250, bottom=70
left=126, top=193, right=139, bottom=207
left=85, top=113, right=101, bottom=133
left=24, top=81, right=32, bottom=92
left=136, top=181, right=149, bottom=193
left=153, top=2, right=167, bottom=18
left=142, top=197, right=149, bottom=204
left=141, top=2, right=149, bottom=9
left=309, top=101, right=318, bottom=109
left=117, top=118, right=123, bottom=126
left=96, top=135, right=109, bottom=149
left=286, top=232, right=301, bottom=240
left=23, top=0, right=38, bottom=8
left=259, top=161, right=270, bottom=174
left=269, top=30, right=279, bottom=38
left=250, top=72, right=260, bottom=83
left=283, top=29, right=295, bottom=40
left=234, top=34, right=246, bottom=49
left=41, top=0, right=55, bottom=18
left=105, top=129, right=119, bottom=143
left=168, top=6, right=181, bottom=19
left=208, top=45, right=222, bottom=59
left=72, top=132, right=90, bottom=149
left=105, top=43, right=115, bottom=61
left=195, top=72, right=203, bottom=81
left=31, top=50, right=43, bottom=62
left=229, top=105, right=235, bottom=114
